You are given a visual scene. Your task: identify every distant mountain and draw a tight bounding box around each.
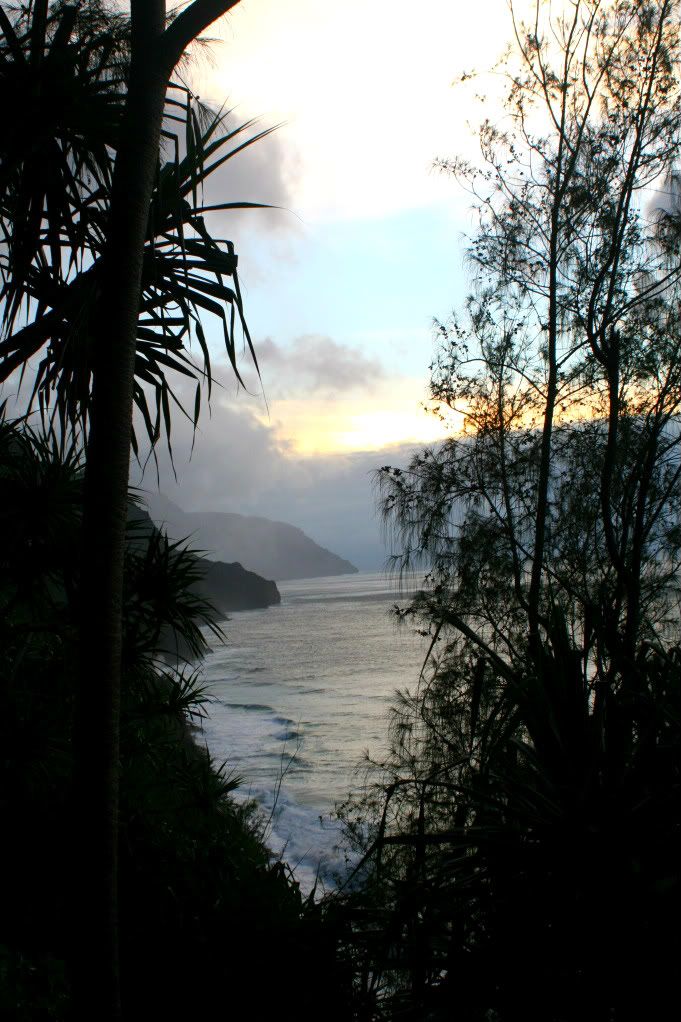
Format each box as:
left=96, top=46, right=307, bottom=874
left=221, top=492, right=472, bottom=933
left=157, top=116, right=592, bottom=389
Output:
left=128, top=503, right=280, bottom=615
left=142, top=493, right=359, bottom=581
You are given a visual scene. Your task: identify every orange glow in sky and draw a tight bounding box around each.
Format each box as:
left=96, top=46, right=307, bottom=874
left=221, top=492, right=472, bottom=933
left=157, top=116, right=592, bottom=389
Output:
left=254, top=379, right=464, bottom=455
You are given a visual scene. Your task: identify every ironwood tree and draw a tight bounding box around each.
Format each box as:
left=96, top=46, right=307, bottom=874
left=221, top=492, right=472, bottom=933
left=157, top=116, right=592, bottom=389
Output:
left=340, top=2, right=681, bottom=1018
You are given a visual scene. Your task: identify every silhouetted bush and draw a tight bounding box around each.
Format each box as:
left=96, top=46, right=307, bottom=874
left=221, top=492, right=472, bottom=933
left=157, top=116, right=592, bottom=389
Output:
left=338, top=632, right=680, bottom=1020
left=0, top=420, right=350, bottom=1019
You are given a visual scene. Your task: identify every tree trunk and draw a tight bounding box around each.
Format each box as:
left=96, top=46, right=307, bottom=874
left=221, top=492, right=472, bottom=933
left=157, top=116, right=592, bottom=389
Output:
left=71, top=3, right=242, bottom=1015
left=73, top=4, right=167, bottom=1017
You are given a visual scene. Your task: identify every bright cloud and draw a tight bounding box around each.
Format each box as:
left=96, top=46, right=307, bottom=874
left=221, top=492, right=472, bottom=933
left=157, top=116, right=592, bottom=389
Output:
left=131, top=380, right=438, bottom=568
left=191, top=0, right=520, bottom=221
left=255, top=375, right=461, bottom=454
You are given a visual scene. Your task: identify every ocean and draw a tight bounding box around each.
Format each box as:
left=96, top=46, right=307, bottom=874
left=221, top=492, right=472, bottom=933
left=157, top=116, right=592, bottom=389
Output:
left=198, top=571, right=429, bottom=891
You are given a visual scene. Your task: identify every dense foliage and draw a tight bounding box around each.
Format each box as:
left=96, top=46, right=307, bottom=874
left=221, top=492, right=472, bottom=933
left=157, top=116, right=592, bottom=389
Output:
left=338, top=2, right=681, bottom=1018
left=0, top=418, right=349, bottom=1019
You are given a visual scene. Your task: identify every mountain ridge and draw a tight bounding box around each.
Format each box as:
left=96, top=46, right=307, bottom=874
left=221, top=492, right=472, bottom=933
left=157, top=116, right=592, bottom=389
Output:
left=128, top=502, right=281, bottom=615
left=143, top=493, right=359, bottom=581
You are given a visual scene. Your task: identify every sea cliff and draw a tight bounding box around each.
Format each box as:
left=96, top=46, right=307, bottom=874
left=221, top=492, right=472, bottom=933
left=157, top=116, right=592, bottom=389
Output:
left=128, top=502, right=280, bottom=613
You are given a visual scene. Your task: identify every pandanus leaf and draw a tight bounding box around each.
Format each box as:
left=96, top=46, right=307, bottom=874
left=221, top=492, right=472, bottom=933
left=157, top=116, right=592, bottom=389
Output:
left=1, top=3, right=271, bottom=459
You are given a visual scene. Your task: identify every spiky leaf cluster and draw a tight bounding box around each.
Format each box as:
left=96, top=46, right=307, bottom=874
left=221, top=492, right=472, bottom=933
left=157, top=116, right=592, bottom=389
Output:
left=0, top=1, right=270, bottom=454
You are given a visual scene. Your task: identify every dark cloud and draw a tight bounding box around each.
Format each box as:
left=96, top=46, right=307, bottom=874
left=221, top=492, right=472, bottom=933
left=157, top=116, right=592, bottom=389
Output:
left=256, top=334, right=386, bottom=398
left=158, top=101, right=300, bottom=246
left=134, top=395, right=284, bottom=507
left=200, top=119, right=301, bottom=235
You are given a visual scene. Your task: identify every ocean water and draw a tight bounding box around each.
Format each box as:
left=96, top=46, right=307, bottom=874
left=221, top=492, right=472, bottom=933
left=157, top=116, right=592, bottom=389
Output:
left=198, top=571, right=429, bottom=891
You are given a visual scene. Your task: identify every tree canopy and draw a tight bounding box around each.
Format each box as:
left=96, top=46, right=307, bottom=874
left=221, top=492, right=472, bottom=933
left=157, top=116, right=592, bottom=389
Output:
left=340, top=2, right=681, bottom=1018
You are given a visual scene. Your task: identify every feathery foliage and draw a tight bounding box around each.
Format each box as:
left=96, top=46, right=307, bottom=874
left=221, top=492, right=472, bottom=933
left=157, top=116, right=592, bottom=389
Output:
left=339, top=3, right=681, bottom=1018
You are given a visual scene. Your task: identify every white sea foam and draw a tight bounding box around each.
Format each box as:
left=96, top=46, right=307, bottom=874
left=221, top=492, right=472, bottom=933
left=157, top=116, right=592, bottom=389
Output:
left=198, top=571, right=428, bottom=892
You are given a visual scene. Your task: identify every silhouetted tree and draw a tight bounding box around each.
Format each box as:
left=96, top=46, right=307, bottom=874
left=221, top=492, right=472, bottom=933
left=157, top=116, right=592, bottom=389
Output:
left=340, top=2, right=681, bottom=1018
left=0, top=1, right=268, bottom=1015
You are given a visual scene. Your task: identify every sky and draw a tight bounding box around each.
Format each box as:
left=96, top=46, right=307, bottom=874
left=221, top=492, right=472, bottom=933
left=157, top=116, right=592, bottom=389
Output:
left=4, top=0, right=675, bottom=571
left=132, top=0, right=525, bottom=570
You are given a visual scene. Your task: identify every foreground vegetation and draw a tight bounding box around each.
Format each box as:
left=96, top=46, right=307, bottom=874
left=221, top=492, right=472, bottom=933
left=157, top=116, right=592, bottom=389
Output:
left=337, top=1, right=681, bottom=1018
left=0, top=419, right=349, bottom=1019
left=1, top=3, right=270, bottom=1010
